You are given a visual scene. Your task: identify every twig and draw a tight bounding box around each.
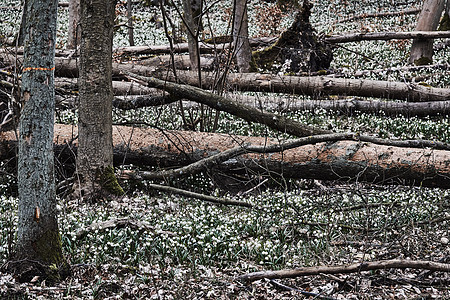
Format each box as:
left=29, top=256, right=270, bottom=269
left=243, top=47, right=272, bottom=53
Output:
left=268, top=279, right=338, bottom=300
left=237, top=259, right=450, bottom=283
left=145, top=183, right=253, bottom=208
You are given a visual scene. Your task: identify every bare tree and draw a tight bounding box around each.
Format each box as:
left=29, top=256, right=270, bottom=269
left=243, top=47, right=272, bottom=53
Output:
left=232, top=0, right=251, bottom=72
left=5, top=0, right=68, bottom=282
left=181, top=0, right=202, bottom=71
left=409, top=0, right=445, bottom=65
left=76, top=0, right=123, bottom=199
left=67, top=0, right=80, bottom=49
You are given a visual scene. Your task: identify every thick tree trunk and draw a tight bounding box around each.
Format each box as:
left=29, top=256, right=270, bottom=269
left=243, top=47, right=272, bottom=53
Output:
left=8, top=0, right=68, bottom=283
left=409, top=0, right=445, bottom=65
left=67, top=0, right=80, bottom=49
left=233, top=0, right=251, bottom=72
left=77, top=0, right=123, bottom=198
left=3, top=124, right=450, bottom=188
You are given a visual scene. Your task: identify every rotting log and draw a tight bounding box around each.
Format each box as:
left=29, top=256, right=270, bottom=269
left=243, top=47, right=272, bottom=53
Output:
left=1, top=124, right=450, bottom=188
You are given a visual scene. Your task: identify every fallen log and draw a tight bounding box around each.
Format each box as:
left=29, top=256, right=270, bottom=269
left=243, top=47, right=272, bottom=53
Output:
left=126, top=72, right=330, bottom=137
left=4, top=53, right=448, bottom=102
left=155, top=71, right=450, bottom=102
left=237, top=259, right=450, bottom=284
left=1, top=124, right=450, bottom=188
left=325, top=30, right=450, bottom=44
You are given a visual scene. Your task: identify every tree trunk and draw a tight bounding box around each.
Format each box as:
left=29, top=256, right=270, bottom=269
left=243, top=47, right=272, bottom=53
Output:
left=126, top=0, right=134, bottom=46
left=182, top=0, right=201, bottom=71
left=67, top=0, right=80, bottom=49
left=326, top=30, right=450, bottom=43
left=409, top=0, right=445, bottom=65
left=3, top=124, right=450, bottom=188
left=232, top=0, right=251, bottom=72
left=4, top=54, right=449, bottom=102
left=157, top=71, right=450, bottom=102
left=77, top=0, right=123, bottom=198
left=7, top=0, right=68, bottom=283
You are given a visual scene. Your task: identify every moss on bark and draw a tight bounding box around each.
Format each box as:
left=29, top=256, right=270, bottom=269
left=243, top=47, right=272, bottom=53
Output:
left=97, top=165, right=124, bottom=196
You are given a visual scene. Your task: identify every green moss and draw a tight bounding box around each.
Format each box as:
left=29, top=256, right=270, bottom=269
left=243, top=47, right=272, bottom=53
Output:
left=97, top=165, right=124, bottom=196
left=413, top=56, right=433, bottom=66
left=438, top=12, right=450, bottom=31
left=33, top=230, right=70, bottom=282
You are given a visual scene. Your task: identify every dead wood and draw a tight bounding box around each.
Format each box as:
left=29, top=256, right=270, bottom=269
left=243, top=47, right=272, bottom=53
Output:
left=142, top=183, right=253, bottom=207
left=322, top=7, right=421, bottom=25
left=75, top=217, right=176, bottom=239
left=55, top=77, right=158, bottom=96
left=4, top=53, right=449, bottom=102
left=325, top=30, right=450, bottom=44
left=155, top=71, right=450, bottom=102
left=126, top=72, right=330, bottom=137
left=237, top=259, right=450, bottom=283
left=2, top=124, right=450, bottom=188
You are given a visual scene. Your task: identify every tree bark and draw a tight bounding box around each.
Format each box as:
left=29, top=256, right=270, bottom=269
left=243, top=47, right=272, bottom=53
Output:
left=326, top=30, right=450, bottom=43
left=232, top=0, right=251, bottom=72
left=238, top=259, right=450, bottom=283
left=127, top=73, right=330, bottom=137
left=2, top=124, right=450, bottom=188
left=7, top=0, right=68, bottom=283
left=409, top=0, right=446, bottom=65
left=67, top=0, right=80, bottom=49
left=4, top=54, right=450, bottom=103
left=181, top=0, right=202, bottom=71
left=77, top=0, right=123, bottom=198
left=158, top=71, right=450, bottom=102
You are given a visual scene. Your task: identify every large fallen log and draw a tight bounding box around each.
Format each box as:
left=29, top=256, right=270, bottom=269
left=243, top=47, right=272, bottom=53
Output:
left=1, top=124, right=450, bottom=188
left=4, top=53, right=449, bottom=102
left=157, top=71, right=450, bottom=102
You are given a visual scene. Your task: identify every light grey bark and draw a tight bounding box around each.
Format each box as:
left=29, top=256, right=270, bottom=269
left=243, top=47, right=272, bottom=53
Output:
left=232, top=0, right=251, bottom=72
left=14, top=0, right=66, bottom=281
left=409, top=0, right=445, bottom=64
left=182, top=0, right=201, bottom=71
left=77, top=0, right=123, bottom=197
left=67, top=0, right=80, bottom=49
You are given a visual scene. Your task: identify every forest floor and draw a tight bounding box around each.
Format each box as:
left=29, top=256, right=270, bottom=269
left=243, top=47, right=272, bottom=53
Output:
left=1, top=0, right=450, bottom=299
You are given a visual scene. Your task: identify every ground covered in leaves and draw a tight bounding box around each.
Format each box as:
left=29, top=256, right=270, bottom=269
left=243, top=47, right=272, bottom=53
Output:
left=1, top=0, right=450, bottom=299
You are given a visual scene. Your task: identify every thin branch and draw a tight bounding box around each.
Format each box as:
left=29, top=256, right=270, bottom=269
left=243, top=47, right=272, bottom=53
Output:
left=145, top=183, right=253, bottom=208
left=237, top=259, right=450, bottom=284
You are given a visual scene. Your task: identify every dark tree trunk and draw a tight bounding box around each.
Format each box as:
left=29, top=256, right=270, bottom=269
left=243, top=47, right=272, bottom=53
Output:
left=77, top=0, right=123, bottom=198
left=7, top=0, right=68, bottom=283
